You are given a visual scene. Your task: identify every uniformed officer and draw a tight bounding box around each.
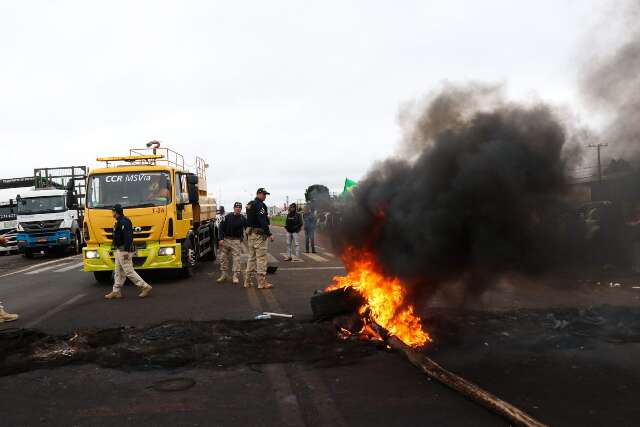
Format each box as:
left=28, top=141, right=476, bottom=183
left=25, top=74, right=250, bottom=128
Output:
left=244, top=188, right=274, bottom=289
left=217, top=201, right=247, bottom=284
left=104, top=204, right=153, bottom=299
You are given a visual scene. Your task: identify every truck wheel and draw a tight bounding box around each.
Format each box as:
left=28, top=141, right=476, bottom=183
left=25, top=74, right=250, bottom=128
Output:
left=180, top=243, right=197, bottom=278
left=202, top=225, right=217, bottom=261
left=94, top=271, right=112, bottom=284
left=23, top=249, right=34, bottom=259
left=73, top=232, right=82, bottom=255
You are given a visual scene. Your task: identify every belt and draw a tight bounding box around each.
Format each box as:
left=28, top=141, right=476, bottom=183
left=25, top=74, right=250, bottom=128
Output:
left=225, top=236, right=241, bottom=240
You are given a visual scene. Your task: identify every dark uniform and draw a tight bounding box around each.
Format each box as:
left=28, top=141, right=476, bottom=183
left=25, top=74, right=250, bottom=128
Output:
left=105, top=204, right=152, bottom=299
left=244, top=189, right=273, bottom=288
left=217, top=203, right=248, bottom=283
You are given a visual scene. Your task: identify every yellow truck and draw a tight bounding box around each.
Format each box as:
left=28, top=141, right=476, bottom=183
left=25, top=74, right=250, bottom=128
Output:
left=83, top=143, right=218, bottom=283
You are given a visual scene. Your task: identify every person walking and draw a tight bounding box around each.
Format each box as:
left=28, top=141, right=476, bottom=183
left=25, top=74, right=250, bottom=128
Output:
left=244, top=188, right=274, bottom=289
left=104, top=204, right=153, bottom=299
left=217, top=201, right=247, bottom=284
left=0, top=235, right=18, bottom=323
left=284, top=203, right=303, bottom=261
left=303, top=206, right=317, bottom=253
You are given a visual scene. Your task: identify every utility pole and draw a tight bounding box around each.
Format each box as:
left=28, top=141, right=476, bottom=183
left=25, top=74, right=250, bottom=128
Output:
left=588, top=143, right=608, bottom=182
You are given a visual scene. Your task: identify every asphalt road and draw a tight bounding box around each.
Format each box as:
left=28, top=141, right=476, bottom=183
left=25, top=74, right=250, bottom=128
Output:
left=0, top=227, right=502, bottom=427
left=1, top=227, right=640, bottom=426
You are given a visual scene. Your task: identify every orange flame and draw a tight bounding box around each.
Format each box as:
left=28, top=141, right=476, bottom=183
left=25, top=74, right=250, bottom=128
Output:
left=327, top=248, right=431, bottom=348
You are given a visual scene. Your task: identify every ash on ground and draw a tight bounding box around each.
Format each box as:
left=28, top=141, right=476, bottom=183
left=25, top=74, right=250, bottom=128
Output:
left=0, top=320, right=375, bottom=377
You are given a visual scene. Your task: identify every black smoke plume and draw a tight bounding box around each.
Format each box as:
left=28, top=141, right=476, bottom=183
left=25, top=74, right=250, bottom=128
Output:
left=335, top=84, right=574, bottom=302
left=580, top=0, right=640, bottom=162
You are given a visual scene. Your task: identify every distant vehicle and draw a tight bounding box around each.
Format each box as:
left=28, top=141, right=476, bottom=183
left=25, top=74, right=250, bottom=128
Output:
left=0, top=199, right=18, bottom=255
left=83, top=143, right=218, bottom=283
left=304, top=184, right=331, bottom=213
left=16, top=167, right=87, bottom=258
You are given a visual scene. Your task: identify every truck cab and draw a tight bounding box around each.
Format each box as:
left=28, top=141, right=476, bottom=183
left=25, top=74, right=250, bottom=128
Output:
left=16, top=167, right=87, bottom=258
left=83, top=144, right=218, bottom=283
left=0, top=200, right=18, bottom=254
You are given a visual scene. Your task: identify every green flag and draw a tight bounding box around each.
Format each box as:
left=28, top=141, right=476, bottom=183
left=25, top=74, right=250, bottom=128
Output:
left=342, top=178, right=358, bottom=194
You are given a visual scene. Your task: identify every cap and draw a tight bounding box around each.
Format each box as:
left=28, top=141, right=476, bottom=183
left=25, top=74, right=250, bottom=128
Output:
left=233, top=202, right=242, bottom=209
left=112, top=204, right=124, bottom=214
left=256, top=188, right=270, bottom=195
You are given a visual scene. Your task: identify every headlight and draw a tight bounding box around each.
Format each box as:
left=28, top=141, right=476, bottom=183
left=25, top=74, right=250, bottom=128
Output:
left=17, top=223, right=24, bottom=232
left=85, top=250, right=100, bottom=259
left=158, top=247, right=175, bottom=256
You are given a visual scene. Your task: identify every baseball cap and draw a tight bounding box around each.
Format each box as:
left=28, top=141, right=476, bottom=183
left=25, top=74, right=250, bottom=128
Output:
left=112, top=204, right=124, bottom=214
left=233, top=202, right=242, bottom=208
left=256, top=188, right=270, bottom=195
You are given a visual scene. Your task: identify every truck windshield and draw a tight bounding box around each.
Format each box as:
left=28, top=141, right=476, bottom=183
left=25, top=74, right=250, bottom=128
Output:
left=87, top=172, right=171, bottom=209
left=18, top=196, right=66, bottom=215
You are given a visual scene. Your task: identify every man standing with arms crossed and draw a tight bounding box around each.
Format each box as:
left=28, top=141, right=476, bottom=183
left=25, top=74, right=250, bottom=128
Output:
left=244, top=188, right=274, bottom=289
left=105, top=204, right=153, bottom=299
left=217, top=201, right=247, bottom=284
left=0, top=235, right=18, bottom=322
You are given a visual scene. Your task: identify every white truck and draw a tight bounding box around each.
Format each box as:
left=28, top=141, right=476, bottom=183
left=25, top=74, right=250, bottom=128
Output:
left=0, top=199, right=18, bottom=254
left=0, top=179, right=35, bottom=255
left=16, top=167, right=87, bottom=258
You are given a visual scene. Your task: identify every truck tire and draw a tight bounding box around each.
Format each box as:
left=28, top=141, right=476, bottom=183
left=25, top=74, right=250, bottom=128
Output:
left=202, top=224, right=217, bottom=262
left=94, top=271, right=112, bottom=284
left=73, top=231, right=82, bottom=255
left=179, top=241, right=197, bottom=278
left=23, top=249, right=34, bottom=259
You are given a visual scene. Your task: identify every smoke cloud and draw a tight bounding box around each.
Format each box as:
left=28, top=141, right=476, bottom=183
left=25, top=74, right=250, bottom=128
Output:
left=580, top=0, right=640, bottom=161
left=335, top=84, right=574, bottom=302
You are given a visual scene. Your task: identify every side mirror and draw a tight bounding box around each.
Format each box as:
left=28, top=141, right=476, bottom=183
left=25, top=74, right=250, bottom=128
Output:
left=187, top=174, right=199, bottom=203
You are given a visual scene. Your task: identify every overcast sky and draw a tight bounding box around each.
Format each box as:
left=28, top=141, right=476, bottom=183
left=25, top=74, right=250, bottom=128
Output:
left=0, top=0, right=615, bottom=208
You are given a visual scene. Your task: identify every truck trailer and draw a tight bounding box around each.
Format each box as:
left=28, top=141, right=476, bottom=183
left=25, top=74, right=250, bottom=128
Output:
left=83, top=143, right=218, bottom=283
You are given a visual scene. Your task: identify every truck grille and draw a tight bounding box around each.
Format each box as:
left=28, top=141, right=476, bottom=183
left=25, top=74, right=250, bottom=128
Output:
left=20, top=220, right=64, bottom=233
left=104, top=226, right=153, bottom=240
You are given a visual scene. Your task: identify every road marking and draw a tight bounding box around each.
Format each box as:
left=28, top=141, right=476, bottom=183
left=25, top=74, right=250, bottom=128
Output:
left=264, top=365, right=306, bottom=427
left=302, top=253, right=328, bottom=262
left=24, top=293, right=86, bottom=328
left=278, top=266, right=345, bottom=271
left=246, top=287, right=262, bottom=313
left=243, top=287, right=305, bottom=427
left=260, top=279, right=347, bottom=427
left=25, top=262, right=75, bottom=275
left=0, top=257, right=78, bottom=279
left=279, top=253, right=305, bottom=262
left=267, top=253, right=278, bottom=264
left=53, top=261, right=85, bottom=272
left=291, top=363, right=349, bottom=427
left=261, top=289, right=284, bottom=312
